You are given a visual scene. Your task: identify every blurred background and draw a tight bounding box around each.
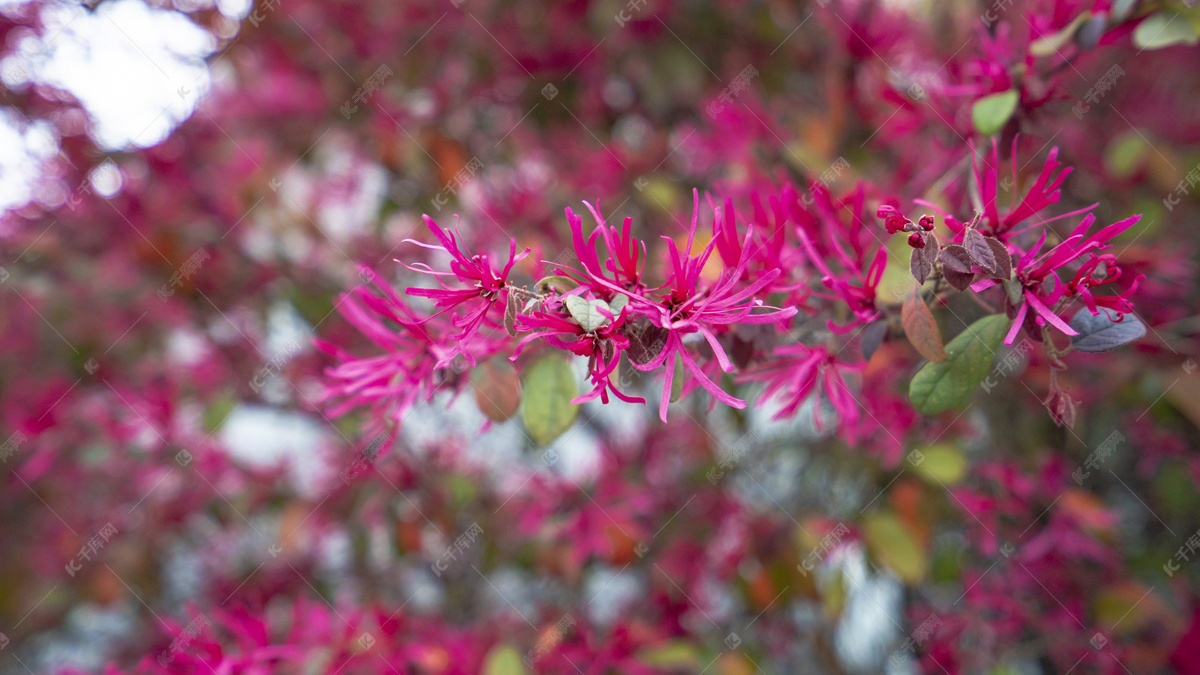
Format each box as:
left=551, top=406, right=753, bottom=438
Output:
left=1, top=0, right=1200, bottom=672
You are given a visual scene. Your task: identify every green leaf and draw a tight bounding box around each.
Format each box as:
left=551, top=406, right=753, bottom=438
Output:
left=483, top=645, right=528, bottom=675
left=1029, top=11, right=1091, bottom=57
left=908, top=314, right=1008, bottom=414
left=637, top=641, right=701, bottom=669
left=608, top=293, right=629, bottom=315
left=1105, top=131, right=1148, bottom=178
left=971, top=90, right=1019, bottom=137
left=521, top=354, right=579, bottom=446
left=670, top=355, right=686, bottom=403
left=204, top=395, right=238, bottom=432
left=863, top=511, right=928, bottom=584
left=564, top=295, right=612, bottom=333
left=442, top=474, right=477, bottom=509
left=1133, top=11, right=1200, bottom=50
left=535, top=275, right=576, bottom=293
left=911, top=444, right=967, bottom=485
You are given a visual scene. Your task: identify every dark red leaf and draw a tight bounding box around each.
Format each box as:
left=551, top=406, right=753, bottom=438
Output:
left=939, top=245, right=974, bottom=273
left=985, top=237, right=1012, bottom=279
left=860, top=319, right=889, bottom=361
left=943, top=268, right=975, bottom=291
left=911, top=248, right=932, bottom=284
left=902, top=287, right=947, bottom=362
left=964, top=228, right=997, bottom=274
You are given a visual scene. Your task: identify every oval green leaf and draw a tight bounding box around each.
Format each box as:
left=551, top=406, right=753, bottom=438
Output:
left=912, top=444, right=967, bottom=485
left=564, top=295, right=613, bottom=333
left=863, top=511, right=928, bottom=584
left=1029, top=11, right=1091, bottom=57
left=908, top=314, right=1008, bottom=414
left=971, top=90, right=1019, bottom=137
left=522, top=354, right=579, bottom=446
left=483, top=645, right=528, bottom=675
left=1134, top=11, right=1200, bottom=50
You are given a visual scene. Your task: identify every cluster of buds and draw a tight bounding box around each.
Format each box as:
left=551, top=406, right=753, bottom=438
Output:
left=877, top=205, right=935, bottom=248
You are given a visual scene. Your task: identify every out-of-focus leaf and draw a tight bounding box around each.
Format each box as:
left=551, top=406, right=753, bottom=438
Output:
left=1105, top=131, right=1148, bottom=178
left=1154, top=460, right=1200, bottom=519
left=909, top=314, right=1008, bottom=414
left=670, top=356, right=686, bottom=402
left=473, top=356, right=522, bottom=422
left=1094, top=584, right=1155, bottom=635
left=715, top=653, right=757, bottom=675
left=483, top=645, right=528, bottom=675
left=860, top=319, right=889, bottom=362
left=1059, top=489, right=1117, bottom=531
left=638, top=641, right=702, bottom=669
left=930, top=542, right=963, bottom=583
left=971, top=90, right=1019, bottom=137
left=912, top=444, right=967, bottom=485
left=521, top=354, right=578, bottom=445
left=1029, top=11, right=1091, bottom=56
left=204, top=395, right=238, bottom=432
left=443, top=474, right=477, bottom=509
left=1165, top=371, right=1200, bottom=428
left=863, top=511, right=928, bottom=584
left=821, top=566, right=847, bottom=617
left=639, top=178, right=680, bottom=213
left=902, top=288, right=946, bottom=363
left=1134, top=11, right=1200, bottom=50
left=1068, top=308, right=1145, bottom=352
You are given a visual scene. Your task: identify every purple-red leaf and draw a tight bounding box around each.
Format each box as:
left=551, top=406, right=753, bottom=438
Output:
left=940, top=245, right=974, bottom=273
left=964, top=229, right=997, bottom=275
left=985, top=236, right=1012, bottom=279
left=860, top=319, right=889, bottom=362
left=911, top=247, right=932, bottom=285
left=922, top=232, right=940, bottom=264
left=943, top=268, right=976, bottom=291
left=902, top=287, right=947, bottom=362
left=504, top=291, right=519, bottom=337
left=472, top=356, right=522, bottom=422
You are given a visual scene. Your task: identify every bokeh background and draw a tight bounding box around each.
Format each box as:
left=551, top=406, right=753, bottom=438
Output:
left=1, top=0, right=1200, bottom=672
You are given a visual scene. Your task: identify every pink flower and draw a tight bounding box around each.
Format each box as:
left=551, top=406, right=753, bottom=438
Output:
left=563, top=202, right=646, bottom=292
left=584, top=191, right=797, bottom=422
left=916, top=140, right=1097, bottom=243
left=796, top=226, right=886, bottom=334
left=402, top=214, right=528, bottom=363
left=510, top=298, right=645, bottom=405
left=317, top=269, right=500, bottom=431
left=795, top=184, right=887, bottom=333
left=970, top=213, right=1145, bottom=344
left=741, top=344, right=864, bottom=442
